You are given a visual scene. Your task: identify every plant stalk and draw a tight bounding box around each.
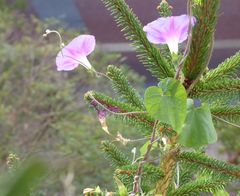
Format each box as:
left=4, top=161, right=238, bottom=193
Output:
left=155, top=137, right=179, bottom=195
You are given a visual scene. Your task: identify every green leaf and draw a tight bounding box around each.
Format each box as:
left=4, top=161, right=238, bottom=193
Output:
left=214, top=190, right=230, bottom=196
left=3, top=160, right=47, bottom=196
left=114, top=177, right=128, bottom=196
left=140, top=141, right=158, bottom=157
left=179, top=99, right=217, bottom=148
left=144, top=78, right=187, bottom=133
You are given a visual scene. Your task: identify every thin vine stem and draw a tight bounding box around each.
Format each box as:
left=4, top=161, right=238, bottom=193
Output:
left=130, top=120, right=159, bottom=195
left=212, top=114, right=240, bottom=128
left=89, top=94, right=147, bottom=116
left=175, top=0, right=193, bottom=80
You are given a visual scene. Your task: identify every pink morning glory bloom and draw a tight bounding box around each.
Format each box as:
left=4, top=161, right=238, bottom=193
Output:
left=143, top=15, right=196, bottom=54
left=56, top=35, right=96, bottom=71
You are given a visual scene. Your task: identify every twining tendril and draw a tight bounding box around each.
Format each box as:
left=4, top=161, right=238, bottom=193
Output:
left=212, top=114, right=240, bottom=129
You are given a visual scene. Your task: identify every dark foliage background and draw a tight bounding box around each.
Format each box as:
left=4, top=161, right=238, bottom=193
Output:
left=0, top=2, right=146, bottom=194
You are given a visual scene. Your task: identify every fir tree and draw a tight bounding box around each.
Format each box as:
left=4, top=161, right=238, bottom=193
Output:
left=58, top=0, right=240, bottom=195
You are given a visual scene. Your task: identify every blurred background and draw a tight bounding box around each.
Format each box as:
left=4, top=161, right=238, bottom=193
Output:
left=0, top=0, right=239, bottom=195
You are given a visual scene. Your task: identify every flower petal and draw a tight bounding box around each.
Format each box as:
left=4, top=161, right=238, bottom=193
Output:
left=56, top=48, right=79, bottom=71
left=166, top=37, right=179, bottom=54
left=143, top=15, right=197, bottom=54
left=173, top=15, right=196, bottom=43
left=66, top=35, right=96, bottom=56
left=55, top=35, right=96, bottom=71
left=77, top=55, right=92, bottom=70
left=143, top=18, right=171, bottom=44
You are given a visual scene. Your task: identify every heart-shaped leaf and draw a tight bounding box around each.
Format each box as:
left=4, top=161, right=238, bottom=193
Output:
left=144, top=78, right=187, bottom=133
left=179, top=99, right=217, bottom=148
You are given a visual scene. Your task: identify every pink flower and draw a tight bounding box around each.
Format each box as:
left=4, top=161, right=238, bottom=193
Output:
left=143, top=15, right=196, bottom=54
left=56, top=35, right=96, bottom=71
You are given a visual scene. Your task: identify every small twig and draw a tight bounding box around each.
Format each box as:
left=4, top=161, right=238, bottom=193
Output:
left=131, top=137, right=161, bottom=165
left=43, top=29, right=65, bottom=56
left=212, top=114, right=240, bottom=128
left=130, top=120, right=159, bottom=195
left=176, top=162, right=180, bottom=188
left=89, top=94, right=147, bottom=116
left=175, top=0, right=193, bottom=80
left=130, top=137, right=151, bottom=142
left=95, top=71, right=112, bottom=80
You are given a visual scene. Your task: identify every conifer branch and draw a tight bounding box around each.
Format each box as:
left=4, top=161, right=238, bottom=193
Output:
left=212, top=115, right=240, bottom=129
left=211, top=105, right=240, bottom=117
left=190, top=79, right=240, bottom=102
left=101, top=0, right=174, bottom=80
left=83, top=1, right=239, bottom=194
left=169, top=179, right=226, bottom=196
left=178, top=152, right=240, bottom=180
left=115, top=164, right=164, bottom=192
left=159, top=45, right=174, bottom=70
left=183, top=0, right=220, bottom=87
left=106, top=65, right=145, bottom=110
left=101, top=141, right=131, bottom=167
left=101, top=142, right=163, bottom=192
left=155, top=143, right=180, bottom=195
left=85, top=91, right=154, bottom=135
left=177, top=164, right=196, bottom=186
left=203, top=51, right=240, bottom=81
left=211, top=105, right=240, bottom=123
